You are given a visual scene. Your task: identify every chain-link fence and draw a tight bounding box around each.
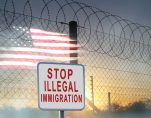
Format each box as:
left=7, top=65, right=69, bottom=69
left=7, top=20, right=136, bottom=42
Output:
left=0, top=0, right=151, bottom=115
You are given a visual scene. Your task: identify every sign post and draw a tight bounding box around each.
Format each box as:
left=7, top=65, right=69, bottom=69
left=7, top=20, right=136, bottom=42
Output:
left=60, top=110, right=64, bottom=118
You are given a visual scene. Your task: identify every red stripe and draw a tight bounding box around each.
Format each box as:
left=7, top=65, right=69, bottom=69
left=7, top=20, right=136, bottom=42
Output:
left=0, top=58, right=43, bottom=62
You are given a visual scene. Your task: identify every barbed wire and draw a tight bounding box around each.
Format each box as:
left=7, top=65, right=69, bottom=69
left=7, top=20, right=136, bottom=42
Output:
left=1, top=0, right=151, bottom=112
left=1, top=0, right=151, bottom=64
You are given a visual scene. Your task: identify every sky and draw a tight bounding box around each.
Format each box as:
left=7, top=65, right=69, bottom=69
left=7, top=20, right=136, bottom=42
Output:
left=76, top=0, right=151, bottom=26
left=1, top=0, right=151, bottom=26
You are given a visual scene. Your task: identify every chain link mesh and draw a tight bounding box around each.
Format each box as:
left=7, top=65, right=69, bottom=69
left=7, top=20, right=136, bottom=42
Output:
left=0, top=0, right=151, bottom=114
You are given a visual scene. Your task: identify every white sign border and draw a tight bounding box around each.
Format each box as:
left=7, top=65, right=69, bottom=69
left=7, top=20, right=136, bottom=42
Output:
left=37, top=62, right=85, bottom=111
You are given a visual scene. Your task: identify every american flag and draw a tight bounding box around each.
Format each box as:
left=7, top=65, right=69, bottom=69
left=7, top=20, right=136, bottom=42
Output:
left=0, top=27, right=78, bottom=69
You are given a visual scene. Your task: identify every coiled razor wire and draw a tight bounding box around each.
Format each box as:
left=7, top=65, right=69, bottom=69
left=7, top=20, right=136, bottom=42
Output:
left=1, top=0, right=151, bottom=64
left=0, top=0, right=151, bottom=110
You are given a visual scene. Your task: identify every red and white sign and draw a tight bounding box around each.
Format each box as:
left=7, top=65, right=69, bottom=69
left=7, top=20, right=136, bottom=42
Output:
left=37, top=62, right=85, bottom=110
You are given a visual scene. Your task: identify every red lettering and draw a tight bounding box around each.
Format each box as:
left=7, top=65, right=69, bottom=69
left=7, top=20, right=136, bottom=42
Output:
left=64, top=94, right=67, bottom=102
left=60, top=69, right=66, bottom=79
left=68, top=69, right=73, bottom=79
left=47, top=68, right=52, bottom=79
left=48, top=94, right=52, bottom=102
left=54, top=68, right=59, bottom=79
left=78, top=95, right=82, bottom=103
left=47, top=81, right=51, bottom=91
left=44, top=81, right=46, bottom=91
left=43, top=94, right=47, bottom=102
left=74, top=95, right=78, bottom=102
left=68, top=81, right=73, bottom=92
left=74, top=81, right=78, bottom=92
left=57, top=81, right=61, bottom=92
left=52, top=81, right=56, bottom=92
left=55, top=94, right=59, bottom=102
left=68, top=94, right=71, bottom=102
left=41, top=94, right=42, bottom=102
left=62, top=81, right=67, bottom=92
left=60, top=94, right=63, bottom=102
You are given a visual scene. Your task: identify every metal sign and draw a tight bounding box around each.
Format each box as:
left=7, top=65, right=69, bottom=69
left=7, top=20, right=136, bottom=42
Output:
left=37, top=62, right=85, bottom=110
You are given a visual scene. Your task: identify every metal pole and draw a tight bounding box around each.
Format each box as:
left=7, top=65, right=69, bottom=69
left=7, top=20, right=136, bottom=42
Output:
left=90, top=76, right=94, bottom=113
left=108, top=92, right=111, bottom=112
left=69, top=21, right=78, bottom=64
left=59, top=110, right=64, bottom=118
left=59, top=21, right=77, bottom=118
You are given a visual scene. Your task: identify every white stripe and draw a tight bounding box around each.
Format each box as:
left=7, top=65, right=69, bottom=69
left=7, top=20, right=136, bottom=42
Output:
left=0, top=60, right=71, bottom=67
left=30, top=28, right=67, bottom=36
left=0, top=61, right=35, bottom=66
left=33, top=43, right=78, bottom=47
left=0, top=54, right=77, bottom=60
left=31, top=35, right=73, bottom=41
left=0, top=47, right=78, bottom=54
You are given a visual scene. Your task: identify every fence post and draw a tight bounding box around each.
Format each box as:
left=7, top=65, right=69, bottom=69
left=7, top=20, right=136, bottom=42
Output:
left=90, top=76, right=94, bottom=113
left=69, top=21, right=78, bottom=64
left=108, top=92, right=111, bottom=112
